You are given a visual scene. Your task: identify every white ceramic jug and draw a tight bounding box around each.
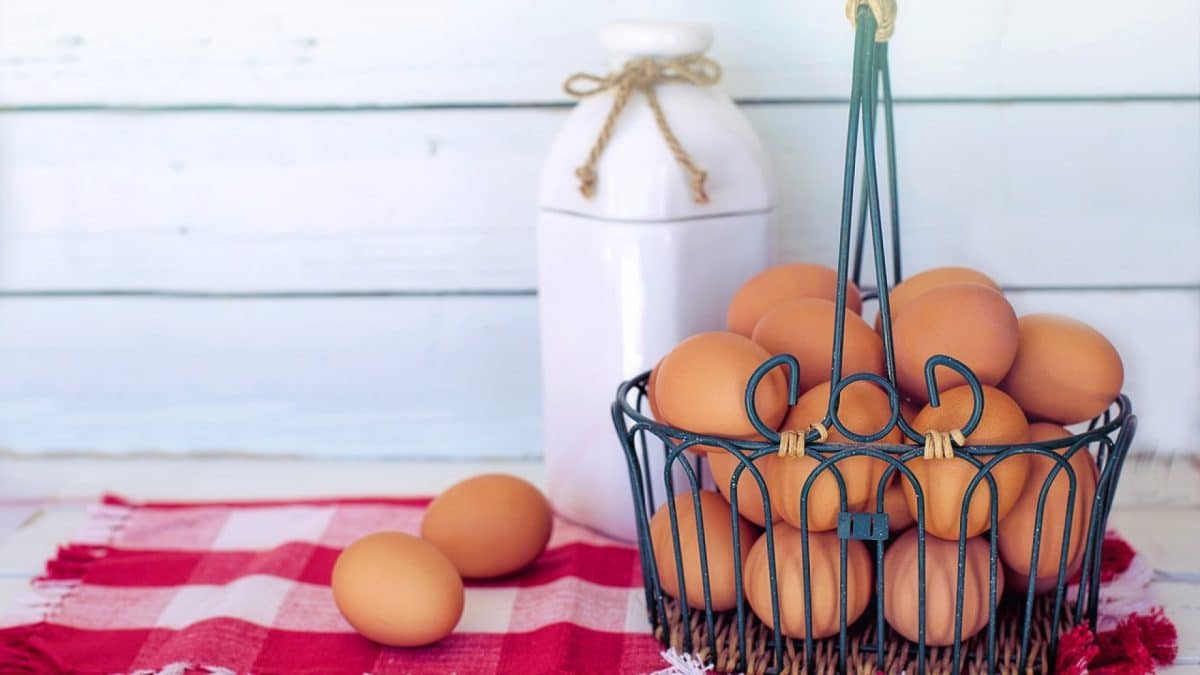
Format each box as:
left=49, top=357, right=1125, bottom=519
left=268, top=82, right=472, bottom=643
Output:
left=537, top=20, right=776, bottom=541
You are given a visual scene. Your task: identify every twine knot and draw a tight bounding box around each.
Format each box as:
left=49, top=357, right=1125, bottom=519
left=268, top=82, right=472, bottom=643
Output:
left=846, top=0, right=897, bottom=42
left=563, top=55, right=721, bottom=204
left=778, top=423, right=830, bottom=458
left=923, top=429, right=965, bottom=460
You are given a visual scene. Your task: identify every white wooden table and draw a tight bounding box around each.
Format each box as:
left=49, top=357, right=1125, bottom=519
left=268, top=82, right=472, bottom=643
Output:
left=1, top=454, right=1197, bottom=672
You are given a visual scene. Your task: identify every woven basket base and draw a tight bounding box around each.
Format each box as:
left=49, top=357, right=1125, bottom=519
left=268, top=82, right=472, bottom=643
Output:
left=654, top=595, right=1073, bottom=674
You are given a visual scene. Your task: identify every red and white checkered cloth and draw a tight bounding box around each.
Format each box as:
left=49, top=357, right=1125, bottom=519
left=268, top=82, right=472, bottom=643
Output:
left=0, top=495, right=666, bottom=674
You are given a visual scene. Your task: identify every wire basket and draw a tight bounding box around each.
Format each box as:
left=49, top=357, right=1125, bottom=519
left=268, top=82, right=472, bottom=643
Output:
left=610, top=5, right=1137, bottom=674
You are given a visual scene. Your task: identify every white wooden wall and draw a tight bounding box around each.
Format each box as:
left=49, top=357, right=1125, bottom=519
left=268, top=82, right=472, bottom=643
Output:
left=0, top=1, right=1197, bottom=457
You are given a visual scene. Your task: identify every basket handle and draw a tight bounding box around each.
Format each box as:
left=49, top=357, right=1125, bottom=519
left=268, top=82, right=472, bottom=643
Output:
left=846, top=0, right=897, bottom=42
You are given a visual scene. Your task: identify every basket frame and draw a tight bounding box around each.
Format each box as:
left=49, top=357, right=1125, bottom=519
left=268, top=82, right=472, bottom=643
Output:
left=609, top=7, right=1138, bottom=674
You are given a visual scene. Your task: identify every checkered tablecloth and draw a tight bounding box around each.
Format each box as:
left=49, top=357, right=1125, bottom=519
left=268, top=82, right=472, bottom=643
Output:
left=0, top=495, right=665, bottom=674
left=0, top=495, right=1177, bottom=674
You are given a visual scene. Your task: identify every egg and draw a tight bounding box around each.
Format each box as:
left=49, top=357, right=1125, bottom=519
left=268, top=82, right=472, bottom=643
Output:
left=998, top=423, right=1099, bottom=593
left=883, top=528, right=1003, bottom=646
left=421, top=474, right=552, bottom=579
left=875, top=266, right=1000, bottom=332
left=332, top=532, right=464, bottom=647
left=727, top=263, right=863, bottom=337
left=655, top=332, right=789, bottom=439
left=743, top=526, right=873, bottom=639
left=645, top=360, right=663, bottom=420
left=649, top=490, right=757, bottom=611
left=751, top=298, right=884, bottom=394
left=893, top=283, right=1019, bottom=402
left=1000, top=313, right=1124, bottom=424
left=899, top=399, right=922, bottom=430
left=864, top=476, right=916, bottom=534
left=903, top=385, right=1032, bottom=540
left=772, top=380, right=901, bottom=531
left=708, top=449, right=779, bottom=526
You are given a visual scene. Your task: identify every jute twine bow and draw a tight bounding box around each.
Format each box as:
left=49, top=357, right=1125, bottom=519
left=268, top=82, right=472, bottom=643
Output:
left=778, top=423, right=830, bottom=459
left=563, top=54, right=721, bottom=204
left=845, top=0, right=898, bottom=42
left=923, top=429, right=965, bottom=460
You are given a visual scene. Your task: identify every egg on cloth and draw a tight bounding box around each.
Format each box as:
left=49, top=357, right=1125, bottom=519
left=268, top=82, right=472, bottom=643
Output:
left=883, top=528, right=1003, bottom=646
left=902, top=385, right=1031, bottom=540
left=771, top=380, right=901, bottom=531
left=743, top=525, right=873, bottom=639
left=1000, top=313, right=1124, bottom=425
left=751, top=298, right=884, bottom=394
left=726, top=262, right=863, bottom=337
left=874, top=266, right=1000, bottom=332
left=892, top=283, right=1018, bottom=402
left=998, top=423, right=1099, bottom=593
left=649, top=490, right=758, bottom=611
left=420, top=474, right=553, bottom=579
left=331, top=532, right=464, bottom=647
left=655, top=332, right=789, bottom=443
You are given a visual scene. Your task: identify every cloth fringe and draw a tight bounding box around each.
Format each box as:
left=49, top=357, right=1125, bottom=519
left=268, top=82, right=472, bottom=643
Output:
left=131, top=663, right=238, bottom=675
left=74, top=501, right=133, bottom=545
left=0, top=580, right=78, bottom=627
left=1058, top=608, right=1178, bottom=675
left=651, top=648, right=714, bottom=675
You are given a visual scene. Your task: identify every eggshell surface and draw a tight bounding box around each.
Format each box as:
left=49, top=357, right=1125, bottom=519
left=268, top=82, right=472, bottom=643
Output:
left=708, top=449, right=779, bottom=526
left=884, top=529, right=1003, bottom=646
left=655, top=332, right=789, bottom=439
left=875, top=266, right=1000, bottom=332
left=645, top=360, right=663, bottom=420
left=772, top=380, right=901, bottom=531
left=332, top=532, right=464, bottom=647
left=649, top=490, right=757, bottom=611
left=903, top=385, right=1031, bottom=540
left=727, top=263, right=863, bottom=337
left=744, top=526, right=873, bottom=639
left=1000, top=313, right=1124, bottom=424
left=893, top=283, right=1018, bottom=402
left=421, top=474, right=553, bottom=579
left=752, top=298, right=884, bottom=394
left=867, top=476, right=916, bottom=535
left=998, top=423, right=1099, bottom=593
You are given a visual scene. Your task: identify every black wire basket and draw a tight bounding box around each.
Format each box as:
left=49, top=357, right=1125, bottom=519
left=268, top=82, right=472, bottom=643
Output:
left=610, top=5, right=1136, bottom=674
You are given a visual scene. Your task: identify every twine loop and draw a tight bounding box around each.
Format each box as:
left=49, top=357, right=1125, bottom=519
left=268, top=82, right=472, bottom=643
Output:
left=923, top=429, right=965, bottom=460
left=778, top=423, right=830, bottom=459
left=845, top=0, right=897, bottom=42
left=563, top=54, right=721, bottom=204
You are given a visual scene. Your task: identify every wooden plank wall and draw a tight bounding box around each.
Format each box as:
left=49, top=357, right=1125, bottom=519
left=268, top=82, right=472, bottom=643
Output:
left=0, top=0, right=1197, bottom=457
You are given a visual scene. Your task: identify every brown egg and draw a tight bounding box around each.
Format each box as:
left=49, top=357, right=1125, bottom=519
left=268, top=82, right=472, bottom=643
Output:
left=727, top=263, right=863, bottom=337
left=744, top=526, right=873, bottom=639
left=752, top=298, right=884, bottom=394
left=900, top=399, right=922, bottom=429
left=903, top=385, right=1032, bottom=540
left=1000, top=314, right=1124, bottom=424
left=421, top=474, right=552, bottom=579
left=893, top=283, right=1019, bottom=402
left=865, top=476, right=916, bottom=534
left=332, top=532, right=464, bottom=647
left=884, top=528, right=1003, bottom=646
left=708, top=449, right=779, bottom=526
left=645, top=360, right=663, bottom=420
left=649, top=490, right=757, bottom=611
left=656, top=332, right=789, bottom=439
left=999, top=423, right=1099, bottom=593
left=875, top=266, right=1000, bottom=332
left=772, top=380, right=901, bottom=531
